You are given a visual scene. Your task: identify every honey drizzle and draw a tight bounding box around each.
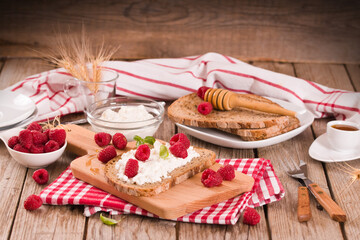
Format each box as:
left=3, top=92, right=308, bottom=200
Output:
left=90, top=167, right=100, bottom=175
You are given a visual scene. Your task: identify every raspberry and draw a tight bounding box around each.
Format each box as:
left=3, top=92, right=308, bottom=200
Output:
left=49, top=128, right=66, bottom=147
left=243, top=207, right=261, bottom=226
left=201, top=168, right=222, bottom=187
left=135, top=144, right=150, bottom=161
left=27, top=122, right=43, bottom=132
left=44, top=129, right=50, bottom=139
left=8, top=136, right=19, bottom=148
left=13, top=144, right=30, bottom=153
left=169, top=133, right=190, bottom=149
left=197, top=102, right=213, bottom=115
left=112, top=133, right=127, bottom=150
left=169, top=142, right=188, bottom=159
left=44, top=140, right=60, bottom=153
left=32, top=130, right=48, bottom=145
left=24, top=194, right=42, bottom=210
left=124, top=159, right=139, bottom=178
left=217, top=164, right=235, bottom=181
left=197, top=86, right=210, bottom=100
left=19, top=129, right=33, bottom=149
left=32, top=169, right=49, bottom=184
left=30, top=144, right=44, bottom=154
left=98, top=145, right=117, bottom=163
left=94, top=132, right=112, bottom=147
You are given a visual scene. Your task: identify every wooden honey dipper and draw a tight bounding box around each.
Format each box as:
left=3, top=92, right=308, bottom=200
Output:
left=203, top=88, right=297, bottom=117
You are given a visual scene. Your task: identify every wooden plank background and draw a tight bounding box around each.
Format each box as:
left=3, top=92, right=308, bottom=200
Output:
left=0, top=0, right=359, bottom=63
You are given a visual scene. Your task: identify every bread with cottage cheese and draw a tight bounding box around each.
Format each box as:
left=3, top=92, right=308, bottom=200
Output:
left=104, top=147, right=216, bottom=197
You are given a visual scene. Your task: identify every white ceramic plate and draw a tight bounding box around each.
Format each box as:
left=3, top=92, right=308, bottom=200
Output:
left=0, top=91, right=36, bottom=128
left=0, top=107, right=38, bottom=131
left=309, top=133, right=360, bottom=162
left=176, top=97, right=314, bottom=149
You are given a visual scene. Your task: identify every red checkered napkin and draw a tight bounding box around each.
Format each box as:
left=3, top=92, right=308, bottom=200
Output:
left=39, top=158, right=284, bottom=225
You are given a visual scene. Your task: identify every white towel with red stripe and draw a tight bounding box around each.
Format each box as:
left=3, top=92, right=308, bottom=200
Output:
left=39, top=158, right=284, bottom=225
left=7, top=52, right=360, bottom=123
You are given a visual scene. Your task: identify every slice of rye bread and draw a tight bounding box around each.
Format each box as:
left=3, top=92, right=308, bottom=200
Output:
left=104, top=147, right=216, bottom=197
left=168, top=93, right=291, bottom=129
left=219, top=116, right=300, bottom=141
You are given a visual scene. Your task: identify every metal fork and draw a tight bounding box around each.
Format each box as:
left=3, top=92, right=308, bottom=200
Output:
left=280, top=158, right=312, bottom=222
left=280, top=157, right=346, bottom=222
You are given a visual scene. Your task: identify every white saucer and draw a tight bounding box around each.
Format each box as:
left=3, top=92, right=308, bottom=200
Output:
left=0, top=91, right=35, bottom=128
left=309, top=133, right=360, bottom=162
left=176, top=97, right=314, bottom=149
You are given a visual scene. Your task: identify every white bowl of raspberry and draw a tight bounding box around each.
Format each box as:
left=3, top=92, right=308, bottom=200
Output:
left=86, top=97, right=165, bottom=141
left=0, top=125, right=67, bottom=169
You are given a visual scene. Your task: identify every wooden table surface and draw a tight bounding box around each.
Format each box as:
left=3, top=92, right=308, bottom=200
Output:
left=0, top=1, right=359, bottom=239
left=0, top=58, right=359, bottom=240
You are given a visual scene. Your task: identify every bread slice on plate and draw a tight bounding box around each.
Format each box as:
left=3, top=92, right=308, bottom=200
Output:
left=168, top=92, right=300, bottom=141
left=105, top=147, right=216, bottom=197
left=219, top=116, right=300, bottom=141
left=168, top=93, right=291, bottom=129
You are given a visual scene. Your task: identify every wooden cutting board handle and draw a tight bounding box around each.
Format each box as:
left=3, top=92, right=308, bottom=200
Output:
left=62, top=124, right=100, bottom=156
left=297, top=186, right=311, bottom=222
left=309, top=183, right=346, bottom=222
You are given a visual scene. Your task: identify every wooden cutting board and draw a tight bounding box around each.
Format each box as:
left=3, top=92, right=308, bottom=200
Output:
left=66, top=124, right=255, bottom=219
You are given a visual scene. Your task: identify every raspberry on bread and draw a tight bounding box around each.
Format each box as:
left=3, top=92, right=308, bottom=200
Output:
left=197, top=86, right=210, bottom=100
left=98, top=145, right=117, bottom=163
left=135, top=144, right=150, bottom=161
left=124, top=159, right=139, bottom=178
left=169, top=133, right=190, bottom=149
left=197, top=102, right=213, bottom=115
left=169, top=142, right=188, bottom=159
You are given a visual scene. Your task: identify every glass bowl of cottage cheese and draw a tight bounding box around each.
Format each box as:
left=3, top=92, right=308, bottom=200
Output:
left=86, top=97, right=165, bottom=140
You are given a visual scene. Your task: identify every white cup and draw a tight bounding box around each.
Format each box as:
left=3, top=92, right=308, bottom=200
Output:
left=327, top=120, right=360, bottom=152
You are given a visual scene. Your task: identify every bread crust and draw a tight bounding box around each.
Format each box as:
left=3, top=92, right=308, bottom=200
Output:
left=104, top=147, right=216, bottom=197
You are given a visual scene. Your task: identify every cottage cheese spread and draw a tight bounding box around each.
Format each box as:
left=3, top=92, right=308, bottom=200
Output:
left=115, top=141, right=200, bottom=185
left=100, top=105, right=153, bottom=122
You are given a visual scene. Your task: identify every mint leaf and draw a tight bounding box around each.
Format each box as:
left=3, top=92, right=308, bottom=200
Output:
left=144, top=136, right=155, bottom=145
left=100, top=213, right=120, bottom=226
left=133, top=135, right=143, bottom=142
left=160, top=145, right=169, bottom=159
left=133, top=135, right=145, bottom=147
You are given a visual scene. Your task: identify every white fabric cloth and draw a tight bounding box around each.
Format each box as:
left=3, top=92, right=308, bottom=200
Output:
left=7, top=52, right=360, bottom=123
